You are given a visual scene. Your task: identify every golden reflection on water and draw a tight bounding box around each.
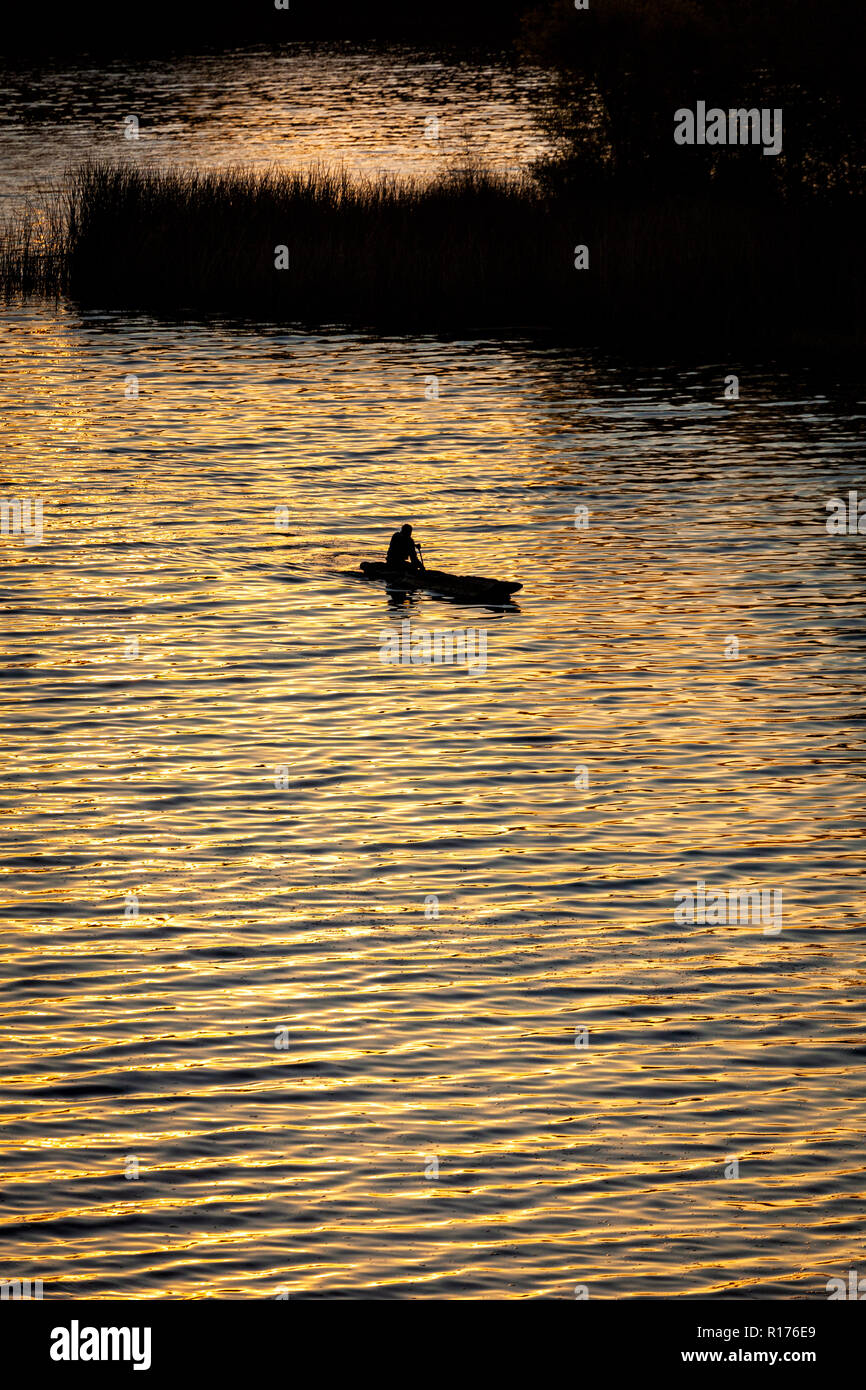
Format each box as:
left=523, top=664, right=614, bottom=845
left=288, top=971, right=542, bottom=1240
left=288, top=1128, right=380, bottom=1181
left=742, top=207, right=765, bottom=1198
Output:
left=0, top=46, right=552, bottom=221
left=1, top=300, right=865, bottom=1297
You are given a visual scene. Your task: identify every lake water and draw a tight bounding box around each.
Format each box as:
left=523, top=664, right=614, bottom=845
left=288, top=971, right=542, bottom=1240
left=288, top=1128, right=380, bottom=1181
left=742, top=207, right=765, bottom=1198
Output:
left=0, top=42, right=550, bottom=218
left=1, top=45, right=865, bottom=1301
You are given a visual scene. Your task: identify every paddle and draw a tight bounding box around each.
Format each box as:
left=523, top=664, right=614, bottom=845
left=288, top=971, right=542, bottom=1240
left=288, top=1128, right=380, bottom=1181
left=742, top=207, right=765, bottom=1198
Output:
left=416, top=541, right=427, bottom=574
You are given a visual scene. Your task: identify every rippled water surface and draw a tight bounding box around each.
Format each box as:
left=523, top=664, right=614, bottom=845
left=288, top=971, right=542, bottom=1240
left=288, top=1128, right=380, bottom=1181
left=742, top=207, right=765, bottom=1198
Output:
left=0, top=43, right=549, bottom=216
left=1, top=298, right=864, bottom=1298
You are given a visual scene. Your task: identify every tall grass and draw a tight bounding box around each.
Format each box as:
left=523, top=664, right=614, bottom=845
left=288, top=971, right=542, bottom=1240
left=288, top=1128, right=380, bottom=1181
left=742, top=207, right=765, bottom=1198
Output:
left=1, top=160, right=862, bottom=346
left=0, top=180, right=75, bottom=298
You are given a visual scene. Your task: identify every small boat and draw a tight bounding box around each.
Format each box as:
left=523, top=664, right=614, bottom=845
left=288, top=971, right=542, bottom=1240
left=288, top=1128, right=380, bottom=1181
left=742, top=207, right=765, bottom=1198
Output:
left=358, top=561, right=522, bottom=604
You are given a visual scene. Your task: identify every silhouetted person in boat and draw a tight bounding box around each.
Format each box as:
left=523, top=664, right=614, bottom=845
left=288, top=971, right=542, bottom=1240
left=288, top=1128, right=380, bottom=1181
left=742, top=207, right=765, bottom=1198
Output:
left=386, top=523, right=423, bottom=572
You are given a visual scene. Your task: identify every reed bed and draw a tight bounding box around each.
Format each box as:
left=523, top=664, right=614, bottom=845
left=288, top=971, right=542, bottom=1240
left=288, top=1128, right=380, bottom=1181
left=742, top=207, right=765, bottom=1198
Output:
left=1, top=160, right=862, bottom=346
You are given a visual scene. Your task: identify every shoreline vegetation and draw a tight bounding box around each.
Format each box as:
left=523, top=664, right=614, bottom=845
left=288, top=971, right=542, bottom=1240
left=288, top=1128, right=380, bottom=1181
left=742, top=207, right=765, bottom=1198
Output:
left=1, top=160, right=862, bottom=349
left=2, top=3, right=862, bottom=349
left=3, top=4, right=862, bottom=349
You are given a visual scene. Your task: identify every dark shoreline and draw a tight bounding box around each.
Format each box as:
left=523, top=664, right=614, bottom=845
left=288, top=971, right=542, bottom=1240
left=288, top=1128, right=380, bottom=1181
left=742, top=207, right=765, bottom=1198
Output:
left=3, top=162, right=862, bottom=353
left=2, top=1, right=528, bottom=59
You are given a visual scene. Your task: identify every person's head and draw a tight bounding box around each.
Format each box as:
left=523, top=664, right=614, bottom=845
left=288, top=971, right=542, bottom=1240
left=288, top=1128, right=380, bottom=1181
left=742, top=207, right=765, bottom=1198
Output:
left=401, top=524, right=412, bottom=536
